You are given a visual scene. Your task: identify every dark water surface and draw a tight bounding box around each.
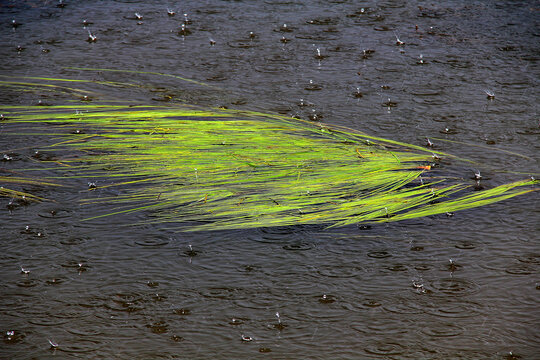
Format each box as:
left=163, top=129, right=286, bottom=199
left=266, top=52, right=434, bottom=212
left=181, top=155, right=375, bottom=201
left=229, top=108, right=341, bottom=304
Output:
left=1, top=0, right=539, bottom=359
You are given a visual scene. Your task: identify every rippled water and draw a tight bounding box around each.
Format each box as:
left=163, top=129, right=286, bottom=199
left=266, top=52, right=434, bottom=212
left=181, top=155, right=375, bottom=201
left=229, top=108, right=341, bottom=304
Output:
left=1, top=0, right=539, bottom=359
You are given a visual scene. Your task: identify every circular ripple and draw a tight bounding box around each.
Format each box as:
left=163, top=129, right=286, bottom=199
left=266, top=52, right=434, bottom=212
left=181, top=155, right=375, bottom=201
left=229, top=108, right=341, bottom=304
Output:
left=66, top=328, right=104, bottom=337
left=421, top=322, right=464, bottom=337
left=0, top=296, right=31, bottom=312
left=147, top=321, right=169, bottom=334
left=133, top=237, right=170, bottom=247
left=16, top=279, right=40, bottom=288
left=228, top=317, right=248, bottom=325
left=480, top=256, right=529, bottom=274
left=236, top=264, right=261, bottom=273
left=362, top=299, right=382, bottom=308
left=61, top=260, right=90, bottom=272
left=227, top=40, right=260, bottom=49
left=294, top=33, right=340, bottom=41
left=367, top=250, right=392, bottom=258
left=364, top=342, right=406, bottom=356
left=28, top=316, right=69, bottom=326
left=455, top=241, right=476, bottom=249
left=78, top=296, right=105, bottom=309
left=383, top=296, right=428, bottom=314
left=234, top=288, right=295, bottom=310
left=105, top=292, right=145, bottom=313
left=60, top=237, right=88, bottom=246
left=385, top=264, right=408, bottom=272
left=254, top=226, right=306, bottom=243
left=351, top=319, right=409, bottom=336
left=430, top=278, right=479, bottom=297
left=57, top=340, right=100, bottom=354
left=38, top=208, right=72, bottom=219
left=199, top=287, right=243, bottom=300
left=253, top=63, right=295, bottom=74
left=283, top=242, right=313, bottom=251
left=426, top=300, right=484, bottom=318
left=3, top=330, right=26, bottom=344
left=517, top=253, right=540, bottom=265
left=318, top=294, right=337, bottom=304
left=316, top=264, right=363, bottom=278
left=505, top=264, right=536, bottom=275
left=288, top=304, right=349, bottom=322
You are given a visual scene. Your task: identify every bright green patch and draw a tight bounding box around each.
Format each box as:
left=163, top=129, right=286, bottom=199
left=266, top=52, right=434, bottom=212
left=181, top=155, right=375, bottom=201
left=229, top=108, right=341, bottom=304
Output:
left=1, top=76, right=537, bottom=231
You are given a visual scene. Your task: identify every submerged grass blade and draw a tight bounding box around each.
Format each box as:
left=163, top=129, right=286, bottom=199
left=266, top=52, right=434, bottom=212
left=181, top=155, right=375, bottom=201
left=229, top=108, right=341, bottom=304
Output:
left=1, top=77, right=537, bottom=231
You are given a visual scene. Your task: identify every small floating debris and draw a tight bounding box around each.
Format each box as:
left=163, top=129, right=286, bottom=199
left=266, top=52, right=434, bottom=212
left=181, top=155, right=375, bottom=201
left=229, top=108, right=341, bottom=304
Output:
left=241, top=334, right=253, bottom=342
left=474, top=180, right=484, bottom=191
left=178, top=24, right=191, bottom=36
left=279, top=23, right=292, bottom=32
left=314, top=47, right=326, bottom=60
left=280, top=36, right=291, bottom=43
left=484, top=89, right=495, bottom=99
left=382, top=98, right=397, bottom=107
left=297, top=98, right=313, bottom=107
left=87, top=30, right=97, bottom=42
left=505, top=351, right=522, bottom=360
left=361, top=49, right=375, bottom=59
left=447, top=259, right=460, bottom=272
left=184, top=244, right=198, bottom=257
left=183, top=13, right=191, bottom=25
left=394, top=32, right=404, bottom=46
left=304, top=80, right=322, bottom=91
left=229, top=317, right=243, bottom=325
left=48, top=339, right=59, bottom=349
left=319, top=294, right=335, bottom=303
left=174, top=308, right=191, bottom=316
left=272, top=311, right=287, bottom=330
left=352, top=87, right=363, bottom=98
left=412, top=280, right=427, bottom=293
left=307, top=109, right=323, bottom=121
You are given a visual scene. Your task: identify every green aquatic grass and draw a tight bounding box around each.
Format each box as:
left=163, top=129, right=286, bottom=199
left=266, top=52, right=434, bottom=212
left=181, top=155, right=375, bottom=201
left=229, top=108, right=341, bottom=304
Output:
left=1, top=75, right=537, bottom=231
left=0, top=176, right=61, bottom=202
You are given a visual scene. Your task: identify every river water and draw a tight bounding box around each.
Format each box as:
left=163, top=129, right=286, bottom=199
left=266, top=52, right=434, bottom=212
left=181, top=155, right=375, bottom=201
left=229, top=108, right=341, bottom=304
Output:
left=1, top=0, right=539, bottom=359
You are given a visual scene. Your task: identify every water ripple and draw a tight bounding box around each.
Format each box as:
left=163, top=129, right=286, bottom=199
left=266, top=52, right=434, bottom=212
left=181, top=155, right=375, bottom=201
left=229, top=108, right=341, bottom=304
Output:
left=429, top=277, right=480, bottom=297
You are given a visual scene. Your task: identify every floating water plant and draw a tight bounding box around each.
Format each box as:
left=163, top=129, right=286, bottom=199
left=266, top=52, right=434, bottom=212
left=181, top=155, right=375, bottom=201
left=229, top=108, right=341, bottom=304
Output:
left=0, top=74, right=536, bottom=231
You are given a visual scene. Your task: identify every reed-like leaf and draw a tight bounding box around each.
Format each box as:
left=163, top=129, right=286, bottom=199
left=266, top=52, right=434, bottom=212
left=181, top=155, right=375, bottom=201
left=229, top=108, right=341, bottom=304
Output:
left=1, top=76, right=536, bottom=231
